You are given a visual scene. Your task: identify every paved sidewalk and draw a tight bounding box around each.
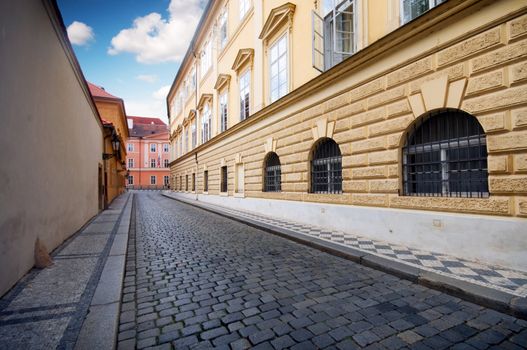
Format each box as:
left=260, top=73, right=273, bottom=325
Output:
left=0, top=193, right=132, bottom=350
left=163, top=192, right=527, bottom=318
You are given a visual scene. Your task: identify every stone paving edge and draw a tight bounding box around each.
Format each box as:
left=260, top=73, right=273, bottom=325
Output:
left=162, top=193, right=527, bottom=321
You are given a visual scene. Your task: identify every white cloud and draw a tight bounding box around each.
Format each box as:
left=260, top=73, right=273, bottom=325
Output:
left=136, top=74, right=158, bottom=83
left=125, top=99, right=168, bottom=124
left=152, top=85, right=171, bottom=100
left=108, top=0, right=204, bottom=64
left=67, top=21, right=94, bottom=46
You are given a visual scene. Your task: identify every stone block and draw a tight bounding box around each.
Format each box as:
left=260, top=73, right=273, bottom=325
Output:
left=334, top=101, right=367, bottom=120
left=387, top=164, right=399, bottom=178
left=386, top=100, right=411, bottom=118
left=487, top=131, right=527, bottom=152
left=344, top=180, right=368, bottom=192
left=387, top=133, right=404, bottom=148
left=509, top=14, right=527, bottom=41
left=303, top=104, right=325, bottom=120
left=489, top=176, right=527, bottom=193
left=438, top=26, right=503, bottom=67
left=369, top=179, right=399, bottom=193
left=488, top=155, right=509, bottom=174
left=346, top=154, right=368, bottom=167
left=352, top=136, right=386, bottom=154
left=284, top=173, right=302, bottom=182
left=471, top=39, right=527, bottom=73
left=369, top=149, right=398, bottom=165
left=409, top=63, right=467, bottom=94
left=325, top=92, right=350, bottom=112
left=512, top=108, right=527, bottom=129
left=514, top=154, right=527, bottom=172
left=517, top=197, right=527, bottom=217
left=368, top=86, right=407, bottom=109
left=387, top=57, right=434, bottom=87
left=351, top=107, right=386, bottom=127
left=369, top=115, right=414, bottom=137
left=334, top=119, right=349, bottom=133
left=349, top=126, right=368, bottom=141
left=510, top=61, right=527, bottom=85
left=350, top=78, right=386, bottom=102
left=352, top=193, right=388, bottom=207
left=352, top=166, right=386, bottom=179
left=476, top=112, right=507, bottom=133
left=462, top=86, right=527, bottom=114
left=389, top=195, right=511, bottom=215
left=466, top=69, right=506, bottom=96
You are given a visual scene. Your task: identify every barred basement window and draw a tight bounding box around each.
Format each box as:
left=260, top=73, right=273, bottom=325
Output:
left=263, top=152, right=281, bottom=192
left=185, top=175, right=189, bottom=191
left=179, top=176, right=182, bottom=190
left=204, top=170, right=209, bottom=192
left=221, top=166, right=228, bottom=192
left=402, top=108, right=488, bottom=198
left=311, top=138, right=342, bottom=194
left=192, top=173, right=196, bottom=192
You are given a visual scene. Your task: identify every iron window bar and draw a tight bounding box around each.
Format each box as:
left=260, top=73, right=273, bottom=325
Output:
left=221, top=166, right=228, bottom=192
left=264, top=152, right=281, bottom=192
left=311, top=138, right=342, bottom=194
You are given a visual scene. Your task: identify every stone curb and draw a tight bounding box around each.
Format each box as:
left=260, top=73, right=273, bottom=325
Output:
left=75, top=194, right=133, bottom=350
left=162, top=193, right=527, bottom=320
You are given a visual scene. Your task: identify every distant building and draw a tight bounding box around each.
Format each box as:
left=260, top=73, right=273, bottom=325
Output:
left=88, top=82, right=129, bottom=206
left=0, top=0, right=105, bottom=296
left=127, top=117, right=170, bottom=189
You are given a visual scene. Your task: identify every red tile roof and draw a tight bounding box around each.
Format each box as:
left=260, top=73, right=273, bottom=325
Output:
left=88, top=82, right=120, bottom=99
left=127, top=116, right=166, bottom=126
left=128, top=116, right=168, bottom=138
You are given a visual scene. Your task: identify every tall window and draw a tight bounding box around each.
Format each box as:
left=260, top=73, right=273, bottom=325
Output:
left=191, top=119, right=197, bottom=148
left=264, top=152, right=281, bottom=192
left=239, top=0, right=250, bottom=19
left=184, top=128, right=189, bottom=153
left=150, top=143, right=156, bottom=152
left=201, top=104, right=212, bottom=144
left=150, top=158, right=156, bottom=168
left=220, top=91, right=228, bottom=132
left=164, top=159, right=169, bottom=168
left=269, top=34, right=288, bottom=103
left=401, top=0, right=445, bottom=24
left=204, top=170, right=209, bottom=192
left=311, top=138, right=342, bottom=194
left=190, top=67, right=196, bottom=92
left=403, top=109, right=488, bottom=197
left=221, top=166, right=228, bottom=192
left=127, top=143, right=134, bottom=152
left=185, top=175, right=189, bottom=191
left=192, top=173, right=196, bottom=191
left=164, top=175, right=169, bottom=186
left=219, top=8, right=228, bottom=49
left=128, top=158, right=134, bottom=168
left=128, top=175, right=134, bottom=185
left=163, top=143, right=169, bottom=152
left=150, top=175, right=156, bottom=185
left=235, top=164, right=244, bottom=193
left=201, top=40, right=212, bottom=78
left=239, top=70, right=250, bottom=121
left=179, top=176, right=182, bottom=190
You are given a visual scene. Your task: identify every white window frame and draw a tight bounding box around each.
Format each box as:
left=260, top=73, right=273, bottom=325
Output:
left=128, top=158, right=134, bottom=168
left=127, top=143, right=134, bottom=152
left=239, top=0, right=250, bottom=19
left=200, top=40, right=212, bottom=78
left=191, top=118, right=197, bottom=149
left=128, top=175, right=134, bottom=185
left=400, top=0, right=444, bottom=24
left=150, top=175, right=156, bottom=185
left=269, top=33, right=289, bottom=103
left=163, top=143, right=169, bottom=152
left=201, top=103, right=212, bottom=144
left=219, top=8, right=228, bottom=49
left=150, top=143, right=156, bottom=152
left=150, top=158, right=156, bottom=168
left=219, top=90, right=228, bottom=132
left=164, top=175, right=169, bottom=186
left=239, top=69, right=250, bottom=121
left=164, top=159, right=169, bottom=168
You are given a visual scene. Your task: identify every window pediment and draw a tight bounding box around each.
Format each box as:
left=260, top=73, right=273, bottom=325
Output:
left=197, top=93, right=213, bottom=110
left=259, top=3, right=296, bottom=41
left=214, top=74, right=231, bottom=90
left=231, top=48, right=254, bottom=73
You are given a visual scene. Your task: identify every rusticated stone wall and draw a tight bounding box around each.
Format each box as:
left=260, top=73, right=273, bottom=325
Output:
left=171, top=11, right=527, bottom=218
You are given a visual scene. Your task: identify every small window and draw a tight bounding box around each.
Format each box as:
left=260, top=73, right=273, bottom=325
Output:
left=163, top=143, right=169, bottom=152
left=239, top=70, right=250, bottom=121
left=186, top=175, right=189, bottom=191
left=220, top=91, right=228, bottom=132
left=164, top=159, right=169, bottom=168
left=235, top=164, right=244, bottom=193
left=164, top=175, right=169, bottom=186
left=192, top=173, right=196, bottom=191
left=269, top=34, right=288, bottom=103
left=221, top=166, right=228, bottom=192
left=204, top=170, right=209, bottom=192
left=179, top=176, right=182, bottom=190
left=127, top=143, right=134, bottom=152
left=240, top=0, right=250, bottom=19
left=150, top=158, right=156, bottom=168
left=150, top=175, right=156, bottom=185
left=401, top=0, right=445, bottom=24
left=403, top=109, right=488, bottom=197
left=311, top=138, right=342, bottom=194
left=128, top=175, right=134, bottom=185
left=128, top=158, right=134, bottom=168
left=150, top=143, right=156, bottom=152
left=264, top=152, right=281, bottom=192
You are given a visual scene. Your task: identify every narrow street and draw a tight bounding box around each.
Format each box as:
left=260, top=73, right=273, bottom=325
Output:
left=117, top=192, right=527, bottom=350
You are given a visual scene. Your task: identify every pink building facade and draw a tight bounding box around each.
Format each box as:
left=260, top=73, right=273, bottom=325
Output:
left=126, top=116, right=170, bottom=189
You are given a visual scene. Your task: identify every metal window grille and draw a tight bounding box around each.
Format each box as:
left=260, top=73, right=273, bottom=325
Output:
left=221, top=166, right=228, bottom=192
left=264, top=152, right=281, bottom=192
left=192, top=173, right=196, bottom=192
left=204, top=170, right=209, bottom=192
left=402, top=109, right=488, bottom=198
left=311, top=138, right=342, bottom=194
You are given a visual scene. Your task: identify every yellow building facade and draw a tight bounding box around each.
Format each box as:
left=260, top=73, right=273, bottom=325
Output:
left=167, top=0, right=527, bottom=271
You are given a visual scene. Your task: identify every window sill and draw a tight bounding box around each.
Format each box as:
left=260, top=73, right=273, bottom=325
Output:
left=220, top=191, right=228, bottom=197
left=203, top=191, right=208, bottom=195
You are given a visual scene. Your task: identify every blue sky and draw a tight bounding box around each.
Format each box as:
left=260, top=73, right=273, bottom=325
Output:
left=57, top=0, right=206, bottom=123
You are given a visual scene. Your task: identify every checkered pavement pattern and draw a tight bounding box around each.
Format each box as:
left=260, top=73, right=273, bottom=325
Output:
left=169, top=195, right=527, bottom=298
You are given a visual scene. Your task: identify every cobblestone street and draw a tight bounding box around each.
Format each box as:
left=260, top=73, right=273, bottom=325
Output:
left=118, top=192, right=527, bottom=350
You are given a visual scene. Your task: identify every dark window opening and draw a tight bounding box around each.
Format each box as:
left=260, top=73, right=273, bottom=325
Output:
left=204, top=170, right=209, bottom=192
left=221, top=166, right=228, bottom=193
left=192, top=173, right=196, bottom=192
left=311, top=138, right=342, bottom=194
left=264, top=152, right=281, bottom=192
left=185, top=175, right=189, bottom=191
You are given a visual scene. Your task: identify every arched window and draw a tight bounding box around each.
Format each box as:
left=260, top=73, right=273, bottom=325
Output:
left=263, top=152, right=281, bottom=192
left=402, top=109, right=488, bottom=197
left=311, top=138, right=342, bottom=194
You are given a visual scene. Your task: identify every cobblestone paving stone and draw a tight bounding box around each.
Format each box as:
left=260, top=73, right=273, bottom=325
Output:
left=118, top=192, right=527, bottom=349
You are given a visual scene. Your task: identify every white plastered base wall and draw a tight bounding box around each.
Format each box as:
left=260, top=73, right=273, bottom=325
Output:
left=172, top=192, right=527, bottom=272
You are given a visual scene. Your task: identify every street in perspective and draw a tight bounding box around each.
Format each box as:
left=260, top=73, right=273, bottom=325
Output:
left=1, top=0, right=527, bottom=349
